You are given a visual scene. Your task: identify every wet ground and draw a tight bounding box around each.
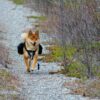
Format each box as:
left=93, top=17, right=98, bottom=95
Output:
left=0, top=0, right=95, bottom=100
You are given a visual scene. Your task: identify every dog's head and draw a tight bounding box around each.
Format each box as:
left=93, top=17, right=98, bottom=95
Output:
left=27, top=30, right=39, bottom=46
left=21, top=29, right=39, bottom=46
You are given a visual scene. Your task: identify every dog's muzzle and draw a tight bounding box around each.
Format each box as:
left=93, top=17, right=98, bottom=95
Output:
left=31, top=42, right=36, bottom=46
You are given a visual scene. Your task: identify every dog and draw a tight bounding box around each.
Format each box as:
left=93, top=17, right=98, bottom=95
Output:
left=21, top=29, right=40, bottom=72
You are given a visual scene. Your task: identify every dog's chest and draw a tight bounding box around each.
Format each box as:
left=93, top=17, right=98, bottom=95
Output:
left=26, top=42, right=37, bottom=50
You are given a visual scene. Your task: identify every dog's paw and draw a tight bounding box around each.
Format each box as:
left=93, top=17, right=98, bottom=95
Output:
left=31, top=68, right=35, bottom=72
left=31, top=69, right=34, bottom=72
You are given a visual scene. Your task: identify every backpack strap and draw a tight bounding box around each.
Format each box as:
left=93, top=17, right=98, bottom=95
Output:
left=24, top=42, right=36, bottom=60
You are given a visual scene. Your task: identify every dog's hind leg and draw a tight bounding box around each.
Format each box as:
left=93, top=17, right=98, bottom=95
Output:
left=31, top=54, right=38, bottom=71
left=24, top=56, right=30, bottom=72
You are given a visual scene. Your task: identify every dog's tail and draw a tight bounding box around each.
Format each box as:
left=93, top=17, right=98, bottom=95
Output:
left=21, top=33, right=28, bottom=40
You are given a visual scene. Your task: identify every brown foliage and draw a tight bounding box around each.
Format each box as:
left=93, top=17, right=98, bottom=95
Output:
left=0, top=44, right=11, bottom=68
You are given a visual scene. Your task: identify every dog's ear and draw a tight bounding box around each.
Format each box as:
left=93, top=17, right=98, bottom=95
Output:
left=28, top=30, right=33, bottom=37
left=35, top=30, right=39, bottom=38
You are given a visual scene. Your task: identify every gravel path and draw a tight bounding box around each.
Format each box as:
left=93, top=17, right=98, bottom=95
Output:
left=0, top=0, right=93, bottom=100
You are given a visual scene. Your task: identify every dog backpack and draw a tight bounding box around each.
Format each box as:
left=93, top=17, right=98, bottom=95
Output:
left=17, top=42, right=25, bottom=55
left=38, top=44, right=43, bottom=55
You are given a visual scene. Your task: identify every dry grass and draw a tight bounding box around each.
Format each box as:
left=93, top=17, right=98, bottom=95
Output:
left=72, top=79, right=100, bottom=99
left=0, top=69, right=19, bottom=90
left=63, top=78, right=100, bottom=98
left=0, top=68, right=23, bottom=100
left=49, top=70, right=61, bottom=74
left=0, top=44, right=12, bottom=68
left=0, top=94, right=24, bottom=100
left=0, top=35, right=23, bottom=99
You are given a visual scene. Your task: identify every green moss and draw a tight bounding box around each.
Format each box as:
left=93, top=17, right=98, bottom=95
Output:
left=43, top=46, right=62, bottom=62
left=65, top=61, right=86, bottom=78
left=64, top=1, right=80, bottom=9
left=10, top=0, right=24, bottom=5
left=95, top=12, right=100, bottom=20
left=65, top=46, right=77, bottom=59
left=92, top=66, right=100, bottom=77
left=44, top=45, right=77, bottom=62
left=51, top=46, right=63, bottom=61
left=91, top=41, right=100, bottom=49
left=27, top=16, right=47, bottom=21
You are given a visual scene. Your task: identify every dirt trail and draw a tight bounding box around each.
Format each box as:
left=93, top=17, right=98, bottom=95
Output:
left=0, top=0, right=92, bottom=100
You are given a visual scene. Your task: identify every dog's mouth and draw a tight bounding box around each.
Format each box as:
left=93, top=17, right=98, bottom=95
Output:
left=31, top=42, right=36, bottom=46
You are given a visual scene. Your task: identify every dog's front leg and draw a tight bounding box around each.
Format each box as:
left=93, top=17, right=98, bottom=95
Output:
left=24, top=55, right=30, bottom=72
left=32, top=53, right=38, bottom=71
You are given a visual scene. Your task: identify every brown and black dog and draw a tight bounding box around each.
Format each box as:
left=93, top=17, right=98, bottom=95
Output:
left=21, top=30, right=40, bottom=72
